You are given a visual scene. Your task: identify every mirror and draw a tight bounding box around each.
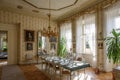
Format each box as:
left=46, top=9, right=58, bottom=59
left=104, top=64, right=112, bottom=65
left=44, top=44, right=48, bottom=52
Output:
left=37, top=31, right=47, bottom=54
left=37, top=31, right=47, bottom=63
left=37, top=31, right=58, bottom=63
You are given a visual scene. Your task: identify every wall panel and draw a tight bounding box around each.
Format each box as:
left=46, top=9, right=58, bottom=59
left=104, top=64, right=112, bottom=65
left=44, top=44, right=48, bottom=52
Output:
left=0, top=10, right=57, bottom=63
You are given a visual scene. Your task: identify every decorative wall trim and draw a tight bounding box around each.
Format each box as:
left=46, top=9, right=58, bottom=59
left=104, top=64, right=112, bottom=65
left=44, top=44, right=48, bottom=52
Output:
left=23, top=0, right=78, bottom=11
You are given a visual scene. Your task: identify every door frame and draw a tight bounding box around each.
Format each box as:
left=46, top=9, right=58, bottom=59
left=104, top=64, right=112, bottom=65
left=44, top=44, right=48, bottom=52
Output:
left=0, top=23, right=20, bottom=64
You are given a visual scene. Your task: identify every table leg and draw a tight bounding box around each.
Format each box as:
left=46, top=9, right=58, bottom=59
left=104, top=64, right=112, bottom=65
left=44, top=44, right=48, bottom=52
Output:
left=84, top=68, right=85, bottom=80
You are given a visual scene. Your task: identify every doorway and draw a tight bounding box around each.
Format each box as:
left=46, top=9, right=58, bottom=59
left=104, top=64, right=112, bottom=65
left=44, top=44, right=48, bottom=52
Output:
left=0, top=23, right=19, bottom=65
left=0, top=31, right=8, bottom=65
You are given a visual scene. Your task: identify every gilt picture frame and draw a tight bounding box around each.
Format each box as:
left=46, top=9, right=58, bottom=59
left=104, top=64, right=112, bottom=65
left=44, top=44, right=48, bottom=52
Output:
left=26, top=42, right=33, bottom=51
left=49, top=36, right=57, bottom=42
left=24, top=30, right=34, bottom=42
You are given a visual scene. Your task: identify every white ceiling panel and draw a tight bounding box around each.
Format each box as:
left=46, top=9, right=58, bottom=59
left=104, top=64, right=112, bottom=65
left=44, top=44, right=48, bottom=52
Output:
left=0, top=0, right=103, bottom=20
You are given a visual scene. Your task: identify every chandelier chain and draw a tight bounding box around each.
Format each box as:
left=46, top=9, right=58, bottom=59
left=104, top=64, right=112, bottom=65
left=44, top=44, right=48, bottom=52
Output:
left=41, top=0, right=58, bottom=37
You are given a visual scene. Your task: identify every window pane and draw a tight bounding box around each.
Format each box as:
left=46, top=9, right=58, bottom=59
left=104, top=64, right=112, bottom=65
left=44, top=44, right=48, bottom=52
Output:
left=76, top=17, right=84, bottom=54
left=76, top=14, right=96, bottom=56
left=60, top=22, right=72, bottom=52
left=115, top=17, right=120, bottom=29
left=84, top=14, right=96, bottom=55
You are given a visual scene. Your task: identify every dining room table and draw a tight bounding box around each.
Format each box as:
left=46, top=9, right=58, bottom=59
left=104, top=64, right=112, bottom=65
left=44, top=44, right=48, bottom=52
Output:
left=41, top=55, right=90, bottom=80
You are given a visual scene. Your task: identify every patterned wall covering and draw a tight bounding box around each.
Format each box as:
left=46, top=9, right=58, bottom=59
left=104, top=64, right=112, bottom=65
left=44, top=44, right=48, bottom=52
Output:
left=0, top=10, right=57, bottom=63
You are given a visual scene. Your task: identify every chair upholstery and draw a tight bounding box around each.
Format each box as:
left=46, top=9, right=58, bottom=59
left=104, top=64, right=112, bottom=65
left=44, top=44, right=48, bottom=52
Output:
left=77, top=57, right=82, bottom=61
left=25, top=53, right=33, bottom=64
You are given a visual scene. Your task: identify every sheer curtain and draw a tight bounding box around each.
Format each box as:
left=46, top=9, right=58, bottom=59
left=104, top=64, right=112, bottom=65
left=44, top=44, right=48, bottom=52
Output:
left=84, top=14, right=96, bottom=56
left=84, top=13, right=96, bottom=67
left=60, top=22, right=72, bottom=52
left=75, top=13, right=96, bottom=67
left=103, top=1, right=120, bottom=72
left=42, top=36, right=46, bottom=49
left=104, top=1, right=120, bottom=36
left=76, top=14, right=96, bottom=55
left=76, top=17, right=83, bottom=54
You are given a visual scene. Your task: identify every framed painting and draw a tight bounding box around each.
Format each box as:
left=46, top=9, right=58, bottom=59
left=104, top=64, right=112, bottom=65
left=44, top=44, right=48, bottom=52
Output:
left=24, top=30, right=34, bottom=42
left=26, top=42, right=33, bottom=50
left=98, top=41, right=103, bottom=49
left=49, top=36, right=57, bottom=42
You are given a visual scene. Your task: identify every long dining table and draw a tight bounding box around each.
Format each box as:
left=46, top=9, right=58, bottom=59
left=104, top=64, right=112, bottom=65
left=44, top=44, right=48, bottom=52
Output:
left=40, top=55, right=90, bottom=80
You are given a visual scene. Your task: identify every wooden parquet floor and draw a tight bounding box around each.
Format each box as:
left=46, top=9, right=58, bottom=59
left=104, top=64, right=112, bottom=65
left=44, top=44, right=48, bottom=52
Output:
left=20, top=65, right=50, bottom=80
left=36, top=64, right=113, bottom=80
left=0, top=64, right=113, bottom=80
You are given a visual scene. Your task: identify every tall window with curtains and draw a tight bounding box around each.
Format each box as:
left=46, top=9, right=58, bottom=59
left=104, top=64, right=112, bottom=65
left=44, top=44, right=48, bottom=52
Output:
left=104, top=1, right=120, bottom=36
left=76, top=14, right=96, bottom=56
left=76, top=17, right=83, bottom=53
left=41, top=36, right=46, bottom=49
left=103, top=1, right=120, bottom=71
left=84, top=14, right=96, bottom=55
left=60, top=22, right=72, bottom=52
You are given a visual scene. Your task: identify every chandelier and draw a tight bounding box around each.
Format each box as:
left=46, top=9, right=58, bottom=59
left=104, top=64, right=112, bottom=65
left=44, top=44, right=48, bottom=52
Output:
left=41, top=0, right=58, bottom=37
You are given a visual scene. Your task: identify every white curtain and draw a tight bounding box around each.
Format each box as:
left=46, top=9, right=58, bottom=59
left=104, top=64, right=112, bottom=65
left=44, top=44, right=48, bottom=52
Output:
left=84, top=14, right=96, bottom=56
left=75, top=14, right=96, bottom=67
left=103, top=1, right=120, bottom=72
left=42, top=36, right=46, bottom=49
left=60, top=22, right=72, bottom=52
left=104, top=1, right=120, bottom=36
left=76, top=17, right=83, bottom=54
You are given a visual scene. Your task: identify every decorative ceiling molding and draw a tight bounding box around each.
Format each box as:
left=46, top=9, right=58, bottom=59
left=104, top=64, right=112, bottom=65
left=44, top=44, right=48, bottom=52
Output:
left=58, top=0, right=118, bottom=22
left=22, top=0, right=78, bottom=11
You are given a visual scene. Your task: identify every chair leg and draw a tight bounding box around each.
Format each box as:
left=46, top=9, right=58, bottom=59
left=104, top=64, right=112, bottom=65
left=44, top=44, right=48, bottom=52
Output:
left=41, top=62, right=43, bottom=70
left=70, top=72, right=72, bottom=80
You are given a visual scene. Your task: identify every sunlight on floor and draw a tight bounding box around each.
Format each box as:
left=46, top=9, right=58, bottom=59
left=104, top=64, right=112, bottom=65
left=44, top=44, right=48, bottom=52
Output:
left=0, top=61, right=7, bottom=66
left=73, top=73, right=92, bottom=80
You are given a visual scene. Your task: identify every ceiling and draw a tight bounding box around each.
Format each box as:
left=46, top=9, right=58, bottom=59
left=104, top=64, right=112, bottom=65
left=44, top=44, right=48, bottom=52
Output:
left=0, top=0, right=103, bottom=21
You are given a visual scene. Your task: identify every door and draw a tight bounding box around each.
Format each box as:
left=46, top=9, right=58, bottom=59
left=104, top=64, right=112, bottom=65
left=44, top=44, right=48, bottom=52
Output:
left=0, top=31, right=8, bottom=65
left=0, top=23, right=19, bottom=64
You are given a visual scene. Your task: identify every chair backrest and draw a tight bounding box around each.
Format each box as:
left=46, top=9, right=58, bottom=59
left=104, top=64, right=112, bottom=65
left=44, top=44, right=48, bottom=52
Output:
left=77, top=57, right=82, bottom=61
left=26, top=53, right=33, bottom=60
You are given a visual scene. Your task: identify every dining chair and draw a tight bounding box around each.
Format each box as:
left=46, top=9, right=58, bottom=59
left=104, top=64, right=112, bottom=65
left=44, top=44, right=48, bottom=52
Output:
left=40, top=57, right=46, bottom=70
left=58, top=63, right=71, bottom=80
left=77, top=57, right=82, bottom=61
left=48, top=60, right=60, bottom=80
left=25, top=53, right=33, bottom=64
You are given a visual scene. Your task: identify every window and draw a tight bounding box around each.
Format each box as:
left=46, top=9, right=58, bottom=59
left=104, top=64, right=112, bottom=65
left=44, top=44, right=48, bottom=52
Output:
left=76, top=14, right=96, bottom=56
left=76, top=17, right=83, bottom=53
left=104, top=1, right=120, bottom=36
left=38, top=36, right=46, bottom=50
left=41, top=36, right=46, bottom=49
left=115, top=16, right=120, bottom=29
left=60, top=22, right=72, bottom=52
left=103, top=1, right=120, bottom=71
left=76, top=14, right=96, bottom=68
left=84, top=14, right=96, bottom=55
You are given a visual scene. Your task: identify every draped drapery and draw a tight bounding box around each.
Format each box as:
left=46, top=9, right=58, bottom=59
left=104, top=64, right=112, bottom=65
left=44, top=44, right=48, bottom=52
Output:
left=84, top=14, right=96, bottom=68
left=76, top=14, right=96, bottom=55
left=76, top=17, right=83, bottom=54
left=103, top=1, right=120, bottom=72
left=76, top=13, right=96, bottom=67
left=84, top=14, right=96, bottom=56
left=42, top=36, right=46, bottom=49
left=60, top=22, right=72, bottom=52
left=104, top=1, right=120, bottom=36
